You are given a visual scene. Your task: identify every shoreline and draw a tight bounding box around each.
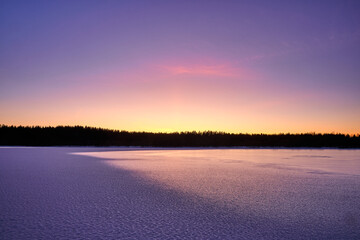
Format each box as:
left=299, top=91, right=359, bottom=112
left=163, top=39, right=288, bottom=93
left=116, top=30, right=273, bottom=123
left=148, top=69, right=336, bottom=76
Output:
left=1, top=145, right=360, bottom=150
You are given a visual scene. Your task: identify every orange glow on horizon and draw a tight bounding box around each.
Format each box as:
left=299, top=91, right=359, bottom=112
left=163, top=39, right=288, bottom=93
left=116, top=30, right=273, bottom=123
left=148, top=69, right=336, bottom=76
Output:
left=0, top=59, right=359, bottom=135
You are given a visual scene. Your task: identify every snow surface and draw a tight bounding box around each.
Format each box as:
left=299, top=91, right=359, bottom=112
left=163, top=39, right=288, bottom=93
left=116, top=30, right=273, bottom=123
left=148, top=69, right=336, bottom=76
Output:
left=1, top=147, right=359, bottom=239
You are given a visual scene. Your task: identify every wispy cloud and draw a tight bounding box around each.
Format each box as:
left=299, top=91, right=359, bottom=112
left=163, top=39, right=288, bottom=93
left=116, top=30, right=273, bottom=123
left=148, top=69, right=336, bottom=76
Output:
left=160, top=64, right=238, bottom=77
left=156, top=60, right=259, bottom=81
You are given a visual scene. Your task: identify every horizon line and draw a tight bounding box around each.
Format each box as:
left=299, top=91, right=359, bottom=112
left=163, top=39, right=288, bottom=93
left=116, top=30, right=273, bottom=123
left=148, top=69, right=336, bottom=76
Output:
left=1, top=124, right=359, bottom=137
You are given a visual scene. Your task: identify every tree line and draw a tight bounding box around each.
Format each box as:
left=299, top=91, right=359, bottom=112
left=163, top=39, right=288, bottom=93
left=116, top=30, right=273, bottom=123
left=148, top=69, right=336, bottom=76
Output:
left=0, top=125, right=359, bottom=148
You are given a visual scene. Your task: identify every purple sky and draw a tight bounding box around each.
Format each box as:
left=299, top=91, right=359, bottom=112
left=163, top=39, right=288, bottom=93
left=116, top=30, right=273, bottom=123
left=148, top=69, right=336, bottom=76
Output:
left=1, top=0, right=359, bottom=133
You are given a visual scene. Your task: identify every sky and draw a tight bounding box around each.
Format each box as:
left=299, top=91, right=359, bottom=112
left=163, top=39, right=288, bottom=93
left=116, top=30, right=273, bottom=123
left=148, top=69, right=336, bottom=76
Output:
left=0, top=0, right=359, bottom=134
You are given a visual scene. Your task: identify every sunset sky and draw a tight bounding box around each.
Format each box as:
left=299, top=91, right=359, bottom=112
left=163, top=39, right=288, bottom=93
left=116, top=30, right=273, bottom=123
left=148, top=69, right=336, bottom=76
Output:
left=1, top=0, right=359, bottom=134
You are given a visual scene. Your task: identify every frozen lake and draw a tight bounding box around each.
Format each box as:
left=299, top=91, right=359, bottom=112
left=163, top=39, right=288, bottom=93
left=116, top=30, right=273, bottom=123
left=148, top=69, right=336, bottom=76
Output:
left=1, top=147, right=359, bottom=239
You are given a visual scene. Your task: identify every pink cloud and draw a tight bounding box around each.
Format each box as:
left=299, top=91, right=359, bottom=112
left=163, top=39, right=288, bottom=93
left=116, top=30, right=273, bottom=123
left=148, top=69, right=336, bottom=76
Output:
left=161, top=64, right=236, bottom=77
left=156, top=60, right=259, bottom=81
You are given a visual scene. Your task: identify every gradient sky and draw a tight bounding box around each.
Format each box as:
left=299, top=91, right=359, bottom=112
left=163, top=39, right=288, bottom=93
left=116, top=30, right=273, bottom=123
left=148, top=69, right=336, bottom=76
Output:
left=1, top=0, right=359, bottom=134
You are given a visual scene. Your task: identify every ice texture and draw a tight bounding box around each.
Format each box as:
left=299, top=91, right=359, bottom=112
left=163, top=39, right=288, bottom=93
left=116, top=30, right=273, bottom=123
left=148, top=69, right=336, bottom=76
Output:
left=1, top=147, right=360, bottom=239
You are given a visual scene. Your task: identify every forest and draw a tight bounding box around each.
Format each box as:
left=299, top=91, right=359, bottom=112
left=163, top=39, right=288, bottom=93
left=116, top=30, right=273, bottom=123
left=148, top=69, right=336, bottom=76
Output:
left=0, top=125, right=359, bottom=148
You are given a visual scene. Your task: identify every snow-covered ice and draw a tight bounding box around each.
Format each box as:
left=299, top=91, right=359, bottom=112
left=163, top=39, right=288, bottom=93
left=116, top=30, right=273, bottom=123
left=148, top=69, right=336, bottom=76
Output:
left=1, top=147, right=359, bottom=239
